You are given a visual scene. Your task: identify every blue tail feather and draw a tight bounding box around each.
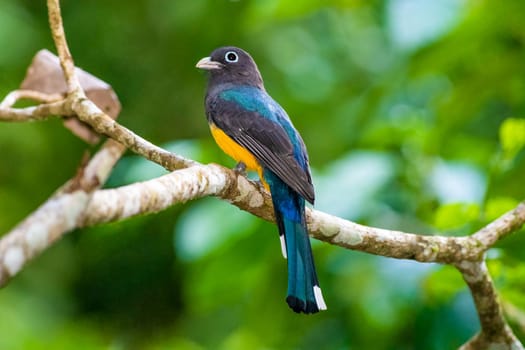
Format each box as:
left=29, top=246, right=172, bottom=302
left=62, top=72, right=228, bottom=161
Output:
left=265, top=170, right=326, bottom=314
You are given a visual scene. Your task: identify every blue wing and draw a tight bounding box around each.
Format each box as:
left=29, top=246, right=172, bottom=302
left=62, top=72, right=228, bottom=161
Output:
left=208, top=85, right=314, bottom=203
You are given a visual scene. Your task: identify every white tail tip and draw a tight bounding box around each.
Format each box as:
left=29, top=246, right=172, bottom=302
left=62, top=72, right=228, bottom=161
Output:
left=279, top=235, right=287, bottom=259
left=314, top=285, right=327, bottom=310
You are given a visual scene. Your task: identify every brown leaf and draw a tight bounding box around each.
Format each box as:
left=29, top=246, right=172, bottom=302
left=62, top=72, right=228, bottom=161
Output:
left=21, top=49, right=121, bottom=144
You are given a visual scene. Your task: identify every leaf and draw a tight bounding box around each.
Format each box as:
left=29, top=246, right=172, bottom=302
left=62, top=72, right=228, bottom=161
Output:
left=422, top=265, right=465, bottom=304
left=20, top=49, right=121, bottom=144
left=433, top=202, right=479, bottom=230
left=485, top=197, right=519, bottom=222
left=499, top=117, right=525, bottom=159
left=488, top=260, right=525, bottom=310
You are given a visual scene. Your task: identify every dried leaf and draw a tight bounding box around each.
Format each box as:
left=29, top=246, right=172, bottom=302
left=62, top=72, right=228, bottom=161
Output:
left=21, top=49, right=121, bottom=144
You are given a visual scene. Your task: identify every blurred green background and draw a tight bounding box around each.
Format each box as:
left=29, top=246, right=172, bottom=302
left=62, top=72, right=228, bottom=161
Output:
left=1, top=0, right=525, bottom=349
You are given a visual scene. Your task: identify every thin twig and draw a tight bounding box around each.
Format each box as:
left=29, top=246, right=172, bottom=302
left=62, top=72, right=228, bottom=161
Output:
left=71, top=97, right=196, bottom=170
left=47, top=0, right=81, bottom=93
left=471, top=202, right=525, bottom=251
left=0, top=93, right=195, bottom=170
left=0, top=100, right=70, bottom=121
left=0, top=90, right=63, bottom=108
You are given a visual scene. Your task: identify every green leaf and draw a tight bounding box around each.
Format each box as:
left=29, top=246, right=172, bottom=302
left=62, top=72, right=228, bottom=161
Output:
left=488, top=260, right=525, bottom=310
left=499, top=117, right=525, bottom=159
left=433, top=202, right=480, bottom=230
left=422, top=265, right=465, bottom=304
left=485, top=197, right=519, bottom=222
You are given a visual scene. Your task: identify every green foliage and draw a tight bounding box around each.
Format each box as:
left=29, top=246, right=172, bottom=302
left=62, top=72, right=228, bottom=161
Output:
left=500, top=118, right=525, bottom=160
left=1, top=0, right=525, bottom=348
left=485, top=196, right=520, bottom=222
left=423, top=265, right=466, bottom=305
left=433, top=202, right=480, bottom=231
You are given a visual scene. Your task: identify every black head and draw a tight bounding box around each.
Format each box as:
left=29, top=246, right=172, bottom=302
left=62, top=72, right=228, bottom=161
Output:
left=196, top=46, right=264, bottom=89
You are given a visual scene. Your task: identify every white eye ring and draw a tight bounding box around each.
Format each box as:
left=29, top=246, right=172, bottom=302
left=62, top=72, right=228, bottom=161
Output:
left=225, top=51, right=239, bottom=63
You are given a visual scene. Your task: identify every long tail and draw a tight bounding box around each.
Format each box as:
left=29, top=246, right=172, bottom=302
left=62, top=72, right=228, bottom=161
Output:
left=265, top=171, right=327, bottom=314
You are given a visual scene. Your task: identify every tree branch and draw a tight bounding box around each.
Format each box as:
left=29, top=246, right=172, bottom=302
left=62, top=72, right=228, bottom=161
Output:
left=45, top=0, right=193, bottom=170
left=47, top=0, right=81, bottom=94
left=309, top=202, right=525, bottom=263
left=0, top=139, right=124, bottom=286
left=457, top=261, right=523, bottom=349
left=5, top=154, right=523, bottom=268
left=0, top=100, right=70, bottom=121
left=72, top=167, right=525, bottom=264
left=471, top=203, right=525, bottom=250
left=70, top=97, right=196, bottom=170
left=81, top=164, right=236, bottom=226
left=2, top=159, right=523, bottom=284
left=0, top=90, right=63, bottom=109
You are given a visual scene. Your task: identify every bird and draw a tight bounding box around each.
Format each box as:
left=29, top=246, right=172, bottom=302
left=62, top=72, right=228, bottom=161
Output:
left=196, top=46, right=326, bottom=314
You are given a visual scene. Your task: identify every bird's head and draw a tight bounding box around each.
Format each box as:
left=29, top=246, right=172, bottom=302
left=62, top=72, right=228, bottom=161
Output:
left=196, top=46, right=264, bottom=89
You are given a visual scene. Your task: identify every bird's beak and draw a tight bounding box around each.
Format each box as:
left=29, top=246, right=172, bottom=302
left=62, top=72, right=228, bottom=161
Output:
left=196, top=57, right=223, bottom=70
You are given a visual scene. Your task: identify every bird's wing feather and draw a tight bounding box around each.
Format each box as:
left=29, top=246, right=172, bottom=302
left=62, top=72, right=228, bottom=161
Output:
left=208, top=94, right=314, bottom=203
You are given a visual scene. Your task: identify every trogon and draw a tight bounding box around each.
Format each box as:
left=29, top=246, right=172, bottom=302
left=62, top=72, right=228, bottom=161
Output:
left=196, top=46, right=326, bottom=314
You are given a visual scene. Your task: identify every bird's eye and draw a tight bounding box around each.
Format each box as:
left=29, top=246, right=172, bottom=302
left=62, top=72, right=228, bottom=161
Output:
left=225, top=51, right=239, bottom=63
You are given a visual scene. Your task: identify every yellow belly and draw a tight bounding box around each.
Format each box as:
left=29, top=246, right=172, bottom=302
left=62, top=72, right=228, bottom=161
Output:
left=210, top=123, right=269, bottom=190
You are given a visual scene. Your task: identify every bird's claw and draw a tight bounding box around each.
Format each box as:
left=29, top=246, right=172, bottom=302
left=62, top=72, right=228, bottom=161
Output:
left=233, top=161, right=247, bottom=175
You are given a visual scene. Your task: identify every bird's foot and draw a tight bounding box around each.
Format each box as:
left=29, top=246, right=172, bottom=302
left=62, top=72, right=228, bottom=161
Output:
left=233, top=161, right=247, bottom=175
